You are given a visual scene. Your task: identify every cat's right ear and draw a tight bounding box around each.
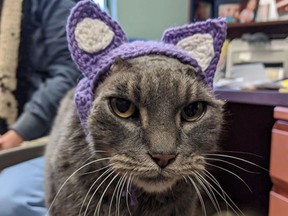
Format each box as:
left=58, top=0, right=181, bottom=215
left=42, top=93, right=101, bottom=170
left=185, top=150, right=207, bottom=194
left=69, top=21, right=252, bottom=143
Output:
left=67, top=0, right=128, bottom=78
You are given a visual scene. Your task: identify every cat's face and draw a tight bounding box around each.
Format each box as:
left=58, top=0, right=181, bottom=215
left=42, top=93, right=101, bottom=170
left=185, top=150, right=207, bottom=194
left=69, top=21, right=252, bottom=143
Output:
left=87, top=55, right=223, bottom=193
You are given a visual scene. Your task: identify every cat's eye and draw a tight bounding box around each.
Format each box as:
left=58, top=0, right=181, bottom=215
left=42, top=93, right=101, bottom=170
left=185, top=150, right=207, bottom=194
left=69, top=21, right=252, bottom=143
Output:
left=110, top=98, right=136, bottom=118
left=181, top=102, right=206, bottom=122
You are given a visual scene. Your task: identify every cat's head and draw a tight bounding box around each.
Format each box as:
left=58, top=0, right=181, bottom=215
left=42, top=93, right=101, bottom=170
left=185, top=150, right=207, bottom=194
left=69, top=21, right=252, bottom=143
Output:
left=67, top=0, right=226, bottom=193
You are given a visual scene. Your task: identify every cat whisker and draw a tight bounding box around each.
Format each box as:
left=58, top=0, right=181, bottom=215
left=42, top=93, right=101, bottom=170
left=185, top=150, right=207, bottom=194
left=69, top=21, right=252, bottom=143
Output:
left=202, top=170, right=245, bottom=216
left=115, top=173, right=127, bottom=216
left=203, top=153, right=268, bottom=172
left=94, top=173, right=120, bottom=216
left=109, top=174, right=125, bottom=216
left=84, top=169, right=115, bottom=216
left=79, top=166, right=113, bottom=215
left=79, top=151, right=109, bottom=169
left=193, top=172, right=222, bottom=216
left=205, top=158, right=260, bottom=174
left=203, top=170, right=229, bottom=213
left=117, top=173, right=128, bottom=216
left=46, top=157, right=112, bottom=216
left=205, top=162, right=252, bottom=193
left=126, top=174, right=133, bottom=216
left=186, top=176, right=207, bottom=216
left=80, top=162, right=116, bottom=176
left=213, top=150, right=262, bottom=158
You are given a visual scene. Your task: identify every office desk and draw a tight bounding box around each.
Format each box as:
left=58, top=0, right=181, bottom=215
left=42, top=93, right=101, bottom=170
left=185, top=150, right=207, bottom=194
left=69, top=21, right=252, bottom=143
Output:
left=214, top=89, right=288, bottom=215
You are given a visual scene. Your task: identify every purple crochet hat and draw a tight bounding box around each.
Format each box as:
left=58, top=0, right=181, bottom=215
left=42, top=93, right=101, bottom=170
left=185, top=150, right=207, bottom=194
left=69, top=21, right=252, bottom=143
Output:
left=67, top=0, right=227, bottom=134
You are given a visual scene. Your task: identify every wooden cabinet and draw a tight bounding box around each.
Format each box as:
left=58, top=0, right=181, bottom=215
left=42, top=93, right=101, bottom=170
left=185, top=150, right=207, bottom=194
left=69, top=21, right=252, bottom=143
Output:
left=269, top=107, right=288, bottom=216
left=215, top=90, right=288, bottom=215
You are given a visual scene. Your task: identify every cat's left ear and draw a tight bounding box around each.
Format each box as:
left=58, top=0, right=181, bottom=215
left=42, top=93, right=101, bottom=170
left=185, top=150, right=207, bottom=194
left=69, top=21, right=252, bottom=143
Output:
left=161, top=18, right=227, bottom=86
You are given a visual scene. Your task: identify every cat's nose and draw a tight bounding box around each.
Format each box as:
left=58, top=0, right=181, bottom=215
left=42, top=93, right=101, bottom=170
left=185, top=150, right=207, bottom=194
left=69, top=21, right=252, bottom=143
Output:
left=149, top=153, right=176, bottom=168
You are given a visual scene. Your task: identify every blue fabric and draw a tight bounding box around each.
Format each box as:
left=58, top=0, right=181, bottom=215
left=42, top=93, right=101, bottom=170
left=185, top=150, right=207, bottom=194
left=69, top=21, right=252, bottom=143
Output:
left=11, top=0, right=80, bottom=141
left=0, top=157, right=47, bottom=216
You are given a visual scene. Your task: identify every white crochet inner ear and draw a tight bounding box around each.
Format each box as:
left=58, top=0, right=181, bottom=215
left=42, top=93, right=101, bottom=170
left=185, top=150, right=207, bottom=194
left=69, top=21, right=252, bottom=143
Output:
left=75, top=18, right=114, bottom=53
left=176, top=33, right=214, bottom=71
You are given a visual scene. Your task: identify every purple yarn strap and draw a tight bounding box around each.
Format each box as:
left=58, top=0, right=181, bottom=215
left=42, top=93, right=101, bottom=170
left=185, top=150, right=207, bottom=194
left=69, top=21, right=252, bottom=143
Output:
left=121, top=185, right=138, bottom=207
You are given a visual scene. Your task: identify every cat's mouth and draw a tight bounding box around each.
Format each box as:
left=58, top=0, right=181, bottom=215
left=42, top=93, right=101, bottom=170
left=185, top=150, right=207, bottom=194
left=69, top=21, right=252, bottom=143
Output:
left=139, top=174, right=170, bottom=183
left=133, top=173, right=179, bottom=193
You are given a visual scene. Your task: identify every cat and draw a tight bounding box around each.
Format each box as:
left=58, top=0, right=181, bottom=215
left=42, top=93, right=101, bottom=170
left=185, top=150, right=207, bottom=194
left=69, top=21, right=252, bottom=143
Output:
left=45, top=1, right=227, bottom=216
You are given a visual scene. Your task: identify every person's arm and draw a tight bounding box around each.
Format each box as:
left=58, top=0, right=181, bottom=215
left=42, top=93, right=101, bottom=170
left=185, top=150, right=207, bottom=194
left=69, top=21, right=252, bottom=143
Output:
left=1, top=0, right=79, bottom=149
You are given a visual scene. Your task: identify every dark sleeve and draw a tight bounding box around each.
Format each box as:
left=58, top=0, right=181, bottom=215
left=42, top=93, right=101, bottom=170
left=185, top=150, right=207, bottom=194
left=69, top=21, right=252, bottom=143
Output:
left=11, top=0, right=80, bottom=140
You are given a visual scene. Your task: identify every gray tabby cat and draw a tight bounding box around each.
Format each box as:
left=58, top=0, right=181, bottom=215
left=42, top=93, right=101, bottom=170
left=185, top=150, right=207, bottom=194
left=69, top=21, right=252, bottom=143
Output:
left=45, top=1, right=227, bottom=216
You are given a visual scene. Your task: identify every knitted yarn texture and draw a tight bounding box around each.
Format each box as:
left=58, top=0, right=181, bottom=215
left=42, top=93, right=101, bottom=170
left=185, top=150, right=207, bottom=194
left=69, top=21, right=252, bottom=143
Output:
left=67, top=0, right=227, bottom=135
left=0, top=0, right=23, bottom=126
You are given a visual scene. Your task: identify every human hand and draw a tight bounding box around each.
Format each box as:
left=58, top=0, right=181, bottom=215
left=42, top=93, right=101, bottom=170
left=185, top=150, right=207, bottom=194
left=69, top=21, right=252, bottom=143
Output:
left=0, top=130, right=24, bottom=151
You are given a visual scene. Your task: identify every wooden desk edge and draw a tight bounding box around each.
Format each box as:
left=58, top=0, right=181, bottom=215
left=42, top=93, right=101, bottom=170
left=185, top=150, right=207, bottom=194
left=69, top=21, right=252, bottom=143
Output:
left=214, top=89, right=288, bottom=107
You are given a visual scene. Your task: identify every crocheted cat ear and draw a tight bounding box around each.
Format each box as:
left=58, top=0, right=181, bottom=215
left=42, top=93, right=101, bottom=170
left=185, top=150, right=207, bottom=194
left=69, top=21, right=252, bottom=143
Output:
left=67, top=0, right=128, bottom=77
left=161, top=18, right=226, bottom=86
